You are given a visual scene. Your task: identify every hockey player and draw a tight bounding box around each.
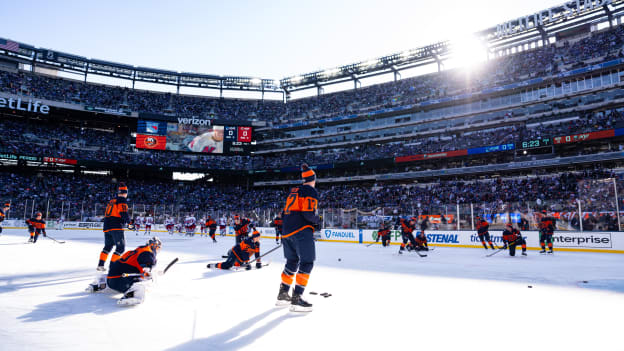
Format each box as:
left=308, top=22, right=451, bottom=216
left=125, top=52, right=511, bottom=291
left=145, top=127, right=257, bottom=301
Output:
left=476, top=216, right=495, bottom=250
left=276, top=164, right=320, bottom=312
left=396, top=217, right=421, bottom=253
left=207, top=216, right=217, bottom=242
left=57, top=215, right=64, bottom=231
left=233, top=215, right=251, bottom=244
left=26, top=212, right=47, bottom=243
left=0, top=202, right=9, bottom=235
left=86, top=237, right=162, bottom=306
left=207, top=231, right=262, bottom=270
left=184, top=214, right=197, bottom=236
left=144, top=214, right=154, bottom=235
left=272, top=212, right=284, bottom=244
left=97, top=183, right=130, bottom=271
left=133, top=215, right=142, bottom=236
left=416, top=216, right=429, bottom=250
left=164, top=217, right=175, bottom=235
left=200, top=217, right=207, bottom=236
left=219, top=216, right=227, bottom=236
left=501, top=223, right=527, bottom=256
left=375, top=222, right=391, bottom=247
left=539, top=210, right=556, bottom=253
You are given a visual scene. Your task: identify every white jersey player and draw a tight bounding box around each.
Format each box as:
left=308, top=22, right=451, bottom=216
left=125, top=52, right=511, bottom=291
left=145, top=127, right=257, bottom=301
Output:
left=165, top=217, right=175, bottom=235
left=219, top=216, right=227, bottom=236
left=134, top=215, right=144, bottom=235
left=184, top=215, right=197, bottom=236
left=145, top=215, right=154, bottom=235
left=200, top=217, right=207, bottom=235
left=187, top=127, right=224, bottom=153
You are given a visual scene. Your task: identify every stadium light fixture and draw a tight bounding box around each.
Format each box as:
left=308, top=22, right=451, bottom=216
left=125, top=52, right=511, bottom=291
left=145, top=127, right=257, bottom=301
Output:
left=250, top=78, right=262, bottom=85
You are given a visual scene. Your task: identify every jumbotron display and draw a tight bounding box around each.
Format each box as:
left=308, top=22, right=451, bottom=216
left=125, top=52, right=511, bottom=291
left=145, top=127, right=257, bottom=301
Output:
left=135, top=118, right=254, bottom=154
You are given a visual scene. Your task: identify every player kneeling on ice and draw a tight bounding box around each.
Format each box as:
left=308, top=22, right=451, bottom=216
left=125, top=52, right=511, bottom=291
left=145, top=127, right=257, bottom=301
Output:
left=501, top=223, right=527, bottom=256
left=86, top=237, right=162, bottom=306
left=207, top=231, right=262, bottom=270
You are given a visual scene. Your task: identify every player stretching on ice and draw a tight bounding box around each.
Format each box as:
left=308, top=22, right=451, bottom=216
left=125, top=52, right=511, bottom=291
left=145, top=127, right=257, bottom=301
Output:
left=501, top=223, right=527, bottom=256
left=376, top=222, right=391, bottom=247
left=26, top=212, right=46, bottom=243
left=276, top=164, right=320, bottom=312
left=476, top=215, right=495, bottom=250
left=86, top=237, right=162, bottom=306
left=207, top=231, right=262, bottom=270
left=396, top=217, right=423, bottom=253
left=97, top=183, right=129, bottom=271
left=0, top=202, right=9, bottom=235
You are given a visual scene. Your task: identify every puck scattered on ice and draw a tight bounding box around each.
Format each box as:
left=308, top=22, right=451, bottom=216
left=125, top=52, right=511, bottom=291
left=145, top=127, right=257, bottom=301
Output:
left=309, top=291, right=318, bottom=295
left=528, top=285, right=533, bottom=288
left=338, top=258, right=341, bottom=261
left=582, top=280, right=588, bottom=283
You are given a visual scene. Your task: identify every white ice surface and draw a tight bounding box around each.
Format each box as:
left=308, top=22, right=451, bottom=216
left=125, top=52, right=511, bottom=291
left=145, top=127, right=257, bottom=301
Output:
left=0, top=229, right=623, bottom=351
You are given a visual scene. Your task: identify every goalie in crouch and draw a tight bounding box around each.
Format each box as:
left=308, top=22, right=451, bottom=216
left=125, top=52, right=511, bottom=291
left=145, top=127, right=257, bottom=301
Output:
left=86, top=237, right=162, bottom=306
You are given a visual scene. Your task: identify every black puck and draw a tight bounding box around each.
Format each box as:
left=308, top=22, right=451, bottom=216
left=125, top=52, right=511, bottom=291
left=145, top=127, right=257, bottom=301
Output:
left=582, top=280, right=588, bottom=283
left=309, top=291, right=318, bottom=295
left=528, top=285, right=532, bottom=288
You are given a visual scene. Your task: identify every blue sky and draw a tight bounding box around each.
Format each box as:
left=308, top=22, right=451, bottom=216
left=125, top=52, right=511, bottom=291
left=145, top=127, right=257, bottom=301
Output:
left=1, top=0, right=568, bottom=82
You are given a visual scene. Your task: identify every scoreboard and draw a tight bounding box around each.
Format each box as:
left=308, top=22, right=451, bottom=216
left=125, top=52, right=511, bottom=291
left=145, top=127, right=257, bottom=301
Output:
left=516, top=138, right=552, bottom=150
left=135, top=119, right=255, bottom=155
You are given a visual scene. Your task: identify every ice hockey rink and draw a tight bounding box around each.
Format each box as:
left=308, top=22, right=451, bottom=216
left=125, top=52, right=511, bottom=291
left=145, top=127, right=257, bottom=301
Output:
left=1, top=228, right=623, bottom=351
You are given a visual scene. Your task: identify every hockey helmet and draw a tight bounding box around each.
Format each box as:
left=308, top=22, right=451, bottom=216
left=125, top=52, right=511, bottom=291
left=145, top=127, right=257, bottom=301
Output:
left=36, top=212, right=42, bottom=217
left=147, top=237, right=162, bottom=252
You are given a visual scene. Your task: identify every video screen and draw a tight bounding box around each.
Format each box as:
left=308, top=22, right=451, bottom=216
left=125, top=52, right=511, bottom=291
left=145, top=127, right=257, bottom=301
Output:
left=135, top=120, right=253, bottom=155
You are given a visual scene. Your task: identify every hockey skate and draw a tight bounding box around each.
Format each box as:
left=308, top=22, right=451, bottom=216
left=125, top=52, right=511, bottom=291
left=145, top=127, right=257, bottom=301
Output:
left=276, top=286, right=291, bottom=307
left=290, top=293, right=313, bottom=312
left=96, top=265, right=107, bottom=272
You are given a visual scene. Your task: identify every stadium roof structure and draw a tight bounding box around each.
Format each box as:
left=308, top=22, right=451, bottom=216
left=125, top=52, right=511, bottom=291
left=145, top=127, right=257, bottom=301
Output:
left=1, top=0, right=624, bottom=98
left=0, top=40, right=279, bottom=96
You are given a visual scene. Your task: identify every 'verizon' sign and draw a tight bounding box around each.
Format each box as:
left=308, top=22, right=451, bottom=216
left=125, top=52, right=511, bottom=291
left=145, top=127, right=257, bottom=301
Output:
left=0, top=96, right=50, bottom=114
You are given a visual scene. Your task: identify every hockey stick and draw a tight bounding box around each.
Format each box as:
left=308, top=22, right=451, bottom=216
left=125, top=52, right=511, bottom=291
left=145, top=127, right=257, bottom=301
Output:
left=242, top=243, right=282, bottom=268
left=45, top=234, right=66, bottom=244
left=122, top=257, right=179, bottom=277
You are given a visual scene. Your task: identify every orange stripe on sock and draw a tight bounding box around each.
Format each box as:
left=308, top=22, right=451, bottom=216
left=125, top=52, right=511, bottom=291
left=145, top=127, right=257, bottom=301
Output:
left=295, top=273, right=310, bottom=287
left=99, top=252, right=109, bottom=261
left=111, top=253, right=121, bottom=262
left=281, top=272, right=294, bottom=286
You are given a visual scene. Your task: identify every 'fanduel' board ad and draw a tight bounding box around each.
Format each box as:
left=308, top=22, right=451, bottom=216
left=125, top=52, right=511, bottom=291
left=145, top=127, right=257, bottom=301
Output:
left=135, top=118, right=254, bottom=155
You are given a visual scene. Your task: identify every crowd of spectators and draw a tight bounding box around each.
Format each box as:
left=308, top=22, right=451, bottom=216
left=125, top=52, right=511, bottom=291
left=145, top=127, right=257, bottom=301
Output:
left=1, top=26, right=623, bottom=125
left=1, top=107, right=622, bottom=172
left=1, top=169, right=620, bottom=231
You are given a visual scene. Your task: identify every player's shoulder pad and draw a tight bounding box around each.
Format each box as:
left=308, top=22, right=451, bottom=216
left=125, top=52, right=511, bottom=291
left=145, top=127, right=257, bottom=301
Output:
left=300, top=184, right=318, bottom=198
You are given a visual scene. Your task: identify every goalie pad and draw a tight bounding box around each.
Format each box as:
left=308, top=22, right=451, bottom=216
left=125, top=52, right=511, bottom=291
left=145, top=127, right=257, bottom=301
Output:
left=117, top=280, right=150, bottom=306
left=85, top=273, right=108, bottom=293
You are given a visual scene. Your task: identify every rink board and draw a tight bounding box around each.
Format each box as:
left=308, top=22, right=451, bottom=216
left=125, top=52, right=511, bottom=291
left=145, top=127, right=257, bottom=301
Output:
left=3, top=220, right=623, bottom=253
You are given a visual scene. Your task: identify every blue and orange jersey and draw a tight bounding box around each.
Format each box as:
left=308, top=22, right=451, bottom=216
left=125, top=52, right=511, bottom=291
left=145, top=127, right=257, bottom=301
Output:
left=103, top=196, right=129, bottom=232
left=0, top=209, right=6, bottom=223
left=231, top=237, right=260, bottom=263
left=234, top=218, right=251, bottom=237
left=282, top=184, right=319, bottom=238
left=476, top=219, right=489, bottom=234
left=539, top=215, right=555, bottom=234
left=377, top=227, right=391, bottom=237
left=502, top=228, right=521, bottom=243
left=108, top=245, right=156, bottom=279
left=26, top=218, right=46, bottom=230
left=399, top=218, right=415, bottom=235
left=207, top=218, right=217, bottom=228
